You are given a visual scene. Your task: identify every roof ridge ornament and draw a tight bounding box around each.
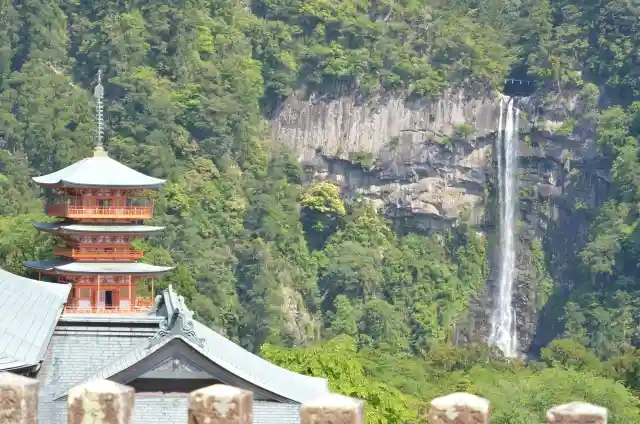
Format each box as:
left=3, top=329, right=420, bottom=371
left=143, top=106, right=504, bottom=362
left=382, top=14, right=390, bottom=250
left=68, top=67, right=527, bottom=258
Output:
left=93, top=69, right=108, bottom=157
left=147, top=286, right=205, bottom=349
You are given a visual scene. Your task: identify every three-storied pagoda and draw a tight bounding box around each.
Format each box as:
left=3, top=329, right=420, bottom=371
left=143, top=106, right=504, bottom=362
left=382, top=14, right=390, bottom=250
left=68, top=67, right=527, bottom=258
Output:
left=2, top=71, right=331, bottom=424
left=24, top=71, right=173, bottom=312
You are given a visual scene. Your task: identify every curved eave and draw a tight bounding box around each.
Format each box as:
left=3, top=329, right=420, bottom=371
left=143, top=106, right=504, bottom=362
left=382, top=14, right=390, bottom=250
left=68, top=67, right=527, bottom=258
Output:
left=32, top=178, right=165, bottom=189
left=31, top=155, right=166, bottom=189
left=24, top=260, right=174, bottom=275
left=33, top=222, right=166, bottom=235
left=51, top=267, right=175, bottom=276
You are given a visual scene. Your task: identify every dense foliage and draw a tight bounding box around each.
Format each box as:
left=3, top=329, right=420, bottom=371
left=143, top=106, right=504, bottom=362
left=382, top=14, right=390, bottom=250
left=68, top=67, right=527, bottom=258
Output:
left=1, top=0, right=640, bottom=421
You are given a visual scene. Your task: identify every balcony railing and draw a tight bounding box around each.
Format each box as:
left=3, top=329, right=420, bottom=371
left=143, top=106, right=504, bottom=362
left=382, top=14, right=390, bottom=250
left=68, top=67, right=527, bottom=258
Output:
left=63, top=297, right=154, bottom=315
left=46, top=204, right=153, bottom=219
left=62, top=305, right=150, bottom=315
left=54, top=247, right=144, bottom=261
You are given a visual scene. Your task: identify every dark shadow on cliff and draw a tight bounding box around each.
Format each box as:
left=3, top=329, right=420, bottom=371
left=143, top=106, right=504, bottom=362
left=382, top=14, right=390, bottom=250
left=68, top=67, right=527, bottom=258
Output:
left=503, top=65, right=537, bottom=98
left=527, top=164, right=609, bottom=357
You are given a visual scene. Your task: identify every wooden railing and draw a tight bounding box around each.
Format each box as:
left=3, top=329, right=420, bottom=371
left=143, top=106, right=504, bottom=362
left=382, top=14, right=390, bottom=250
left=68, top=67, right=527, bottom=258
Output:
left=46, top=204, right=153, bottom=219
left=63, top=306, right=150, bottom=315
left=0, top=373, right=609, bottom=424
left=53, top=247, right=144, bottom=261
left=63, top=297, right=155, bottom=315
left=135, top=296, right=154, bottom=307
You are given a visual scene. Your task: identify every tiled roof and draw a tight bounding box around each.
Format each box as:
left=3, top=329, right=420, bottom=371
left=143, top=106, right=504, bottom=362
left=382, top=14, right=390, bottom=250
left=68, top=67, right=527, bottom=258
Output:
left=0, top=268, right=71, bottom=371
left=36, top=286, right=329, bottom=424
left=51, top=286, right=329, bottom=404
left=33, top=222, right=166, bottom=234
left=133, top=395, right=301, bottom=424
left=23, top=259, right=174, bottom=275
left=32, top=154, right=165, bottom=188
left=37, top=320, right=159, bottom=423
left=157, top=288, right=330, bottom=403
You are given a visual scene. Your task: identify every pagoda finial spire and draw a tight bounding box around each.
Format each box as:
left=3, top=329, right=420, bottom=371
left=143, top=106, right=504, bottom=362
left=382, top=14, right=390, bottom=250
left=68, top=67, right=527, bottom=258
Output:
left=93, top=69, right=107, bottom=157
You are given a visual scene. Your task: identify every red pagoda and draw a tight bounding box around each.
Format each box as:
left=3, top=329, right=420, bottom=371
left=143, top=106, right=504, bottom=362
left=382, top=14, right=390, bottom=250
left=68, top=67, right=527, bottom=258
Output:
left=24, top=71, right=173, bottom=313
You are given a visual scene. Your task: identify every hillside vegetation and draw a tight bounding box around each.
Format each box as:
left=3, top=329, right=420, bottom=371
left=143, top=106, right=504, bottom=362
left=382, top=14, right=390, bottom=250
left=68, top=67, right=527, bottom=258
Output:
left=1, top=0, right=640, bottom=421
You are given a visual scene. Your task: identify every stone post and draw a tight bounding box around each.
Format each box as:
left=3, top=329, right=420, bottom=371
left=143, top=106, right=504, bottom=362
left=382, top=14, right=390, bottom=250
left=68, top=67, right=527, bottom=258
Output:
left=188, top=384, right=253, bottom=424
left=67, top=379, right=134, bottom=424
left=428, top=392, right=490, bottom=424
left=547, top=402, right=607, bottom=424
left=300, top=393, right=365, bottom=424
left=0, top=372, right=39, bottom=424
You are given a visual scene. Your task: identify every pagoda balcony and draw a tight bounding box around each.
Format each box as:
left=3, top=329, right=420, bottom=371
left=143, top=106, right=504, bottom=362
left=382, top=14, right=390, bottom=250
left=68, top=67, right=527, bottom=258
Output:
left=63, top=297, right=154, bottom=315
left=46, top=204, right=154, bottom=219
left=54, top=247, right=145, bottom=261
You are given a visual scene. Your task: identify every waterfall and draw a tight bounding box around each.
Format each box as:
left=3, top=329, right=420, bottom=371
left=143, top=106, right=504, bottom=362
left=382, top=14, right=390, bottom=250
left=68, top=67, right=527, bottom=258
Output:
left=489, top=96, right=520, bottom=358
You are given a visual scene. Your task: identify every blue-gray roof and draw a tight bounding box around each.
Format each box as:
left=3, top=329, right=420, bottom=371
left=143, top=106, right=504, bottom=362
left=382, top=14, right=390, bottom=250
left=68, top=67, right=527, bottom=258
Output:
left=33, top=222, right=166, bottom=234
left=24, top=259, right=174, bottom=275
left=36, top=286, right=329, bottom=424
left=32, top=150, right=165, bottom=188
left=51, top=286, right=329, bottom=403
left=0, top=268, right=71, bottom=371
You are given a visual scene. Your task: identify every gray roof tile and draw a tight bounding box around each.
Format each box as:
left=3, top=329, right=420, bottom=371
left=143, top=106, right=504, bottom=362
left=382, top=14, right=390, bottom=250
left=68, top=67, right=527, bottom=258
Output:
left=157, top=288, right=329, bottom=403
left=41, top=395, right=301, bottom=424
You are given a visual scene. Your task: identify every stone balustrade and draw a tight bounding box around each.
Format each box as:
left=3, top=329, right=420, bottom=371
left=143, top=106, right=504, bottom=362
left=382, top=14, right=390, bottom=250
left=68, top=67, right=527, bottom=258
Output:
left=0, top=372, right=607, bottom=423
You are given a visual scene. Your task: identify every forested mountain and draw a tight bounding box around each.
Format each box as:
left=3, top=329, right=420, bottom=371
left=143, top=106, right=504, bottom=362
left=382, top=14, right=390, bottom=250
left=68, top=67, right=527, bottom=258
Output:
left=1, top=0, right=640, bottom=421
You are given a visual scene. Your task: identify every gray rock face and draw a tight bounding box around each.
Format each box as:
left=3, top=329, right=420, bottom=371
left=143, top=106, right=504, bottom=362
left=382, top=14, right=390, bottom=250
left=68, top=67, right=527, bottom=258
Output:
left=272, top=91, right=499, bottom=225
left=268, top=90, right=603, bottom=355
left=271, top=91, right=499, bottom=161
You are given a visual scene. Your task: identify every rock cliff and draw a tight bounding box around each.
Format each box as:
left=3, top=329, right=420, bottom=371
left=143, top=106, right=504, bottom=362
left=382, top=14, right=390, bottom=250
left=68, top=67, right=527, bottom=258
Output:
left=271, top=91, right=499, bottom=226
left=268, top=90, right=607, bottom=355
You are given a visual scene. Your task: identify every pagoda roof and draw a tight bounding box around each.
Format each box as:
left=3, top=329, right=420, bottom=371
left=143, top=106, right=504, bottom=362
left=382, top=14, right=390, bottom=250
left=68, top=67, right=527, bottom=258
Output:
left=34, top=221, right=166, bottom=234
left=0, top=268, right=71, bottom=372
left=23, top=259, right=174, bottom=275
left=32, top=149, right=165, bottom=189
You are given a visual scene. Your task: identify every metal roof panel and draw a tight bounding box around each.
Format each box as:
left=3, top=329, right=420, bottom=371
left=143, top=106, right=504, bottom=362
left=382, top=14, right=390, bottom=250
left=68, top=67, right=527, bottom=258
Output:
left=32, top=155, right=165, bottom=188
left=24, top=259, right=174, bottom=275
left=0, top=268, right=70, bottom=371
left=34, top=222, right=166, bottom=234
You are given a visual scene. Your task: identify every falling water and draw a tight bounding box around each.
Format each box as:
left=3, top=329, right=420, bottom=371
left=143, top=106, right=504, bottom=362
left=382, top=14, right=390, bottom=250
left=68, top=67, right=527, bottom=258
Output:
left=489, top=96, right=520, bottom=358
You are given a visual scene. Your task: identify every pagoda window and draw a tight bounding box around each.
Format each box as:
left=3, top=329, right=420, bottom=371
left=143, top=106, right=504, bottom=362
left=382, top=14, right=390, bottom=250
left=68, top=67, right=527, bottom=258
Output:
left=80, top=288, right=91, bottom=298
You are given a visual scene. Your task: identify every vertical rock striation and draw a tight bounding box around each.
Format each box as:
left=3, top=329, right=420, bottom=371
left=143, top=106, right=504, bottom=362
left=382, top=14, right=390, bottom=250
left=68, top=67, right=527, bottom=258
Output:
left=271, top=91, right=499, bottom=161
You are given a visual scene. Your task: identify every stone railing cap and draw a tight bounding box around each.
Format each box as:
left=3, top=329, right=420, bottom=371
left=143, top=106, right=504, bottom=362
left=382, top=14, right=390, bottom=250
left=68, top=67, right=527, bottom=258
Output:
left=547, top=401, right=608, bottom=417
left=302, top=393, right=364, bottom=409
left=430, top=392, right=490, bottom=414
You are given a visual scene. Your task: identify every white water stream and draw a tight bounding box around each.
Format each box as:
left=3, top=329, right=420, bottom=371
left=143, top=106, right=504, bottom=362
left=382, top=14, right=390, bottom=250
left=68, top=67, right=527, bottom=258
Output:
left=488, top=96, right=520, bottom=358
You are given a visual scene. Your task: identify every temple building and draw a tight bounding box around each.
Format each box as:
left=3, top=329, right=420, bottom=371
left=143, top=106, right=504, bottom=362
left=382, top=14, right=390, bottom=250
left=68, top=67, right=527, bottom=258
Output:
left=0, top=73, right=330, bottom=423
left=24, top=144, right=173, bottom=312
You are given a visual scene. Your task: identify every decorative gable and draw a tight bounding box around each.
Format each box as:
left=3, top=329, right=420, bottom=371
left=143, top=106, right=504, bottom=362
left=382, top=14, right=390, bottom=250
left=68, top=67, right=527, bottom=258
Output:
left=138, top=354, right=213, bottom=380
left=147, top=288, right=205, bottom=349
